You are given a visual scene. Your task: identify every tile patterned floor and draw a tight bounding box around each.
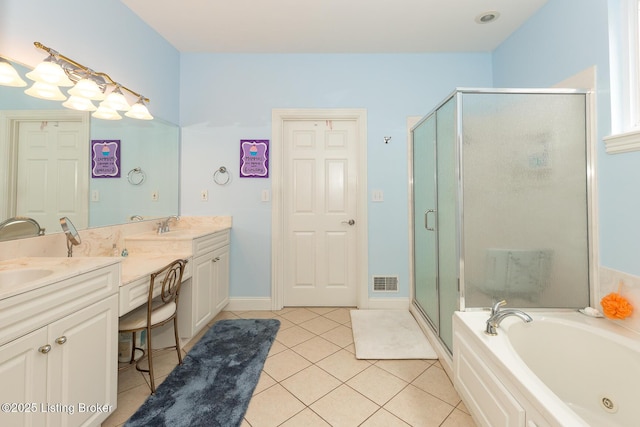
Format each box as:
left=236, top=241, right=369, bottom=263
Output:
left=102, top=307, right=477, bottom=427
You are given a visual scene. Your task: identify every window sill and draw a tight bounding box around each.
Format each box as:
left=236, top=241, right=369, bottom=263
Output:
left=603, top=129, right=640, bottom=154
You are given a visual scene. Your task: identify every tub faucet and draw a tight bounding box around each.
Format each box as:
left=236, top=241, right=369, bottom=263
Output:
left=485, top=300, right=533, bottom=336
left=158, top=215, right=180, bottom=234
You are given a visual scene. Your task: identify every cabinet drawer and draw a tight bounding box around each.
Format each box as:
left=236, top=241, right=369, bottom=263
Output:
left=119, top=261, right=192, bottom=316
left=193, top=230, right=230, bottom=254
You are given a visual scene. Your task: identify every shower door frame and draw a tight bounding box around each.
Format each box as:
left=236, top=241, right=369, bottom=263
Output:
left=409, top=88, right=597, bottom=358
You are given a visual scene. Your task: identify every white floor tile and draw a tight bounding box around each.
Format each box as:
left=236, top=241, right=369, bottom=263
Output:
left=109, top=308, right=476, bottom=427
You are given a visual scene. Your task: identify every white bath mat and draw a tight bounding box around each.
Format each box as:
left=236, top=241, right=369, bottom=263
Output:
left=350, top=310, right=438, bottom=360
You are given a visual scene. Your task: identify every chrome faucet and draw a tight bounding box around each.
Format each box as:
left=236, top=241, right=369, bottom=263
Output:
left=485, top=300, right=533, bottom=336
left=157, top=215, right=180, bottom=234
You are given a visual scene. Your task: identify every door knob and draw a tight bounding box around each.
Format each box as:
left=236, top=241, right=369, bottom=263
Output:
left=341, top=219, right=356, bottom=226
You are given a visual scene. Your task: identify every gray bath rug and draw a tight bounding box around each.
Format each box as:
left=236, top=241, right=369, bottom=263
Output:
left=350, top=310, right=437, bottom=359
left=124, top=318, right=280, bottom=427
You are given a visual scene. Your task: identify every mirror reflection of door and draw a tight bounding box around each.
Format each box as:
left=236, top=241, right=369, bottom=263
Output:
left=11, top=112, right=89, bottom=234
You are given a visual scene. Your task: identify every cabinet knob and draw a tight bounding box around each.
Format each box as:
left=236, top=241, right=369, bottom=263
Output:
left=38, top=344, right=52, bottom=354
left=213, top=256, right=221, bottom=262
left=55, top=336, right=67, bottom=345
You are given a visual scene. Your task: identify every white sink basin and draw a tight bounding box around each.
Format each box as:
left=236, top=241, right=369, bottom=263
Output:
left=0, top=268, right=54, bottom=289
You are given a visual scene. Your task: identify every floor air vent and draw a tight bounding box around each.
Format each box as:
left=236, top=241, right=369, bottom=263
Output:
left=372, top=276, right=399, bottom=292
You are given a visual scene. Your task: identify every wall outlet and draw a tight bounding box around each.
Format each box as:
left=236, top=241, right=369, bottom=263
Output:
left=151, top=190, right=159, bottom=201
left=200, top=190, right=208, bottom=201
left=372, top=190, right=384, bottom=202
left=91, top=190, right=100, bottom=202
left=261, top=189, right=270, bottom=202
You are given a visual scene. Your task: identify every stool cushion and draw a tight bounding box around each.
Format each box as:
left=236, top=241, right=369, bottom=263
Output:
left=120, top=301, right=177, bottom=330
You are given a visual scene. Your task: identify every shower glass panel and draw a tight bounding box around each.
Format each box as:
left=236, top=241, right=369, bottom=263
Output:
left=412, top=115, right=439, bottom=331
left=460, top=92, right=589, bottom=309
left=436, top=98, right=458, bottom=352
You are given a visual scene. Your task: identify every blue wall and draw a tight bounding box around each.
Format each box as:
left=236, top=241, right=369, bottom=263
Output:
left=4, top=0, right=632, bottom=299
left=494, top=0, right=639, bottom=276
left=179, top=53, right=493, bottom=299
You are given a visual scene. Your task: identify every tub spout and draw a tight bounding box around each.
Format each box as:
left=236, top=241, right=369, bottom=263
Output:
left=485, top=301, right=533, bottom=336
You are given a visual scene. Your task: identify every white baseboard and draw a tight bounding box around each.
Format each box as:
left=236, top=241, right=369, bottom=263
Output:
left=224, top=297, right=272, bottom=311
left=224, top=297, right=410, bottom=311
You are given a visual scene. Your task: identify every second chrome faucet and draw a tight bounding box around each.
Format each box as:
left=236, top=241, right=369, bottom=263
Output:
left=485, top=300, right=533, bottom=336
left=157, top=215, right=180, bottom=234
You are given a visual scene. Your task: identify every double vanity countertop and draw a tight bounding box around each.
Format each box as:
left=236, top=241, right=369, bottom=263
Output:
left=0, top=224, right=231, bottom=300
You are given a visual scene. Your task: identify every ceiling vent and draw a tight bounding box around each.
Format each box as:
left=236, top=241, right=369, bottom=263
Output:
left=372, top=276, right=399, bottom=292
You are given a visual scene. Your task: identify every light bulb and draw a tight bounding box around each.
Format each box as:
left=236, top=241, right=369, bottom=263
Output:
left=68, top=78, right=104, bottom=100
left=63, top=95, right=97, bottom=111
left=24, top=81, right=67, bottom=100
left=102, top=87, right=130, bottom=111
left=125, top=99, right=153, bottom=120
left=26, top=59, right=74, bottom=86
left=92, top=103, right=122, bottom=120
left=0, top=59, right=27, bottom=87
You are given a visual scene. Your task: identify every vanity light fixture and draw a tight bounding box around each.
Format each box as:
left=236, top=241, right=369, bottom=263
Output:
left=21, top=42, right=152, bottom=120
left=0, top=58, right=27, bottom=87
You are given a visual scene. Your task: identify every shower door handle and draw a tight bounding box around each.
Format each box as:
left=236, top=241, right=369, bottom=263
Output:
left=425, top=209, right=436, bottom=231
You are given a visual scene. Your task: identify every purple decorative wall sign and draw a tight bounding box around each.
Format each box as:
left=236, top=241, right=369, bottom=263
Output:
left=240, top=139, right=269, bottom=178
left=91, top=140, right=121, bottom=178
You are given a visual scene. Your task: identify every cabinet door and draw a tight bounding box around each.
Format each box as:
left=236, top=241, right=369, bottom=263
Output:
left=0, top=328, right=47, bottom=427
left=192, top=252, right=215, bottom=333
left=47, top=295, right=118, bottom=427
left=213, top=245, right=230, bottom=313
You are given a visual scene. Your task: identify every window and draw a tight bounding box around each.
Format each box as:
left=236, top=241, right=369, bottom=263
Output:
left=604, top=0, right=640, bottom=153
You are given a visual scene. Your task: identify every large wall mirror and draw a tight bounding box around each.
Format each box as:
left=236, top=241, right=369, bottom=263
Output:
left=0, top=56, right=180, bottom=240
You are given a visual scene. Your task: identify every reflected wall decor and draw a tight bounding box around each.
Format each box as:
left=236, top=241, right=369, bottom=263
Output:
left=91, top=140, right=121, bottom=178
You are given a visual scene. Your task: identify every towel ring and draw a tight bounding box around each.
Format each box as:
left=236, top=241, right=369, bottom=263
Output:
left=127, top=167, right=146, bottom=185
left=213, top=166, right=230, bottom=185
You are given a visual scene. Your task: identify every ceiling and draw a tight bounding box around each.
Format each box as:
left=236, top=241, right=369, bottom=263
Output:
left=121, top=0, right=549, bottom=53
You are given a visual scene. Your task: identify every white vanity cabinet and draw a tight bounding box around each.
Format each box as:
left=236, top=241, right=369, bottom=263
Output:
left=181, top=229, right=230, bottom=338
left=0, top=262, right=119, bottom=427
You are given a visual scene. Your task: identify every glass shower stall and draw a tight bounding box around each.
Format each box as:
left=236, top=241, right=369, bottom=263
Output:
left=410, top=89, right=594, bottom=353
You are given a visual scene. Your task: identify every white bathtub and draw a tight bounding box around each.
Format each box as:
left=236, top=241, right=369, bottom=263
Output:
left=453, top=311, right=640, bottom=427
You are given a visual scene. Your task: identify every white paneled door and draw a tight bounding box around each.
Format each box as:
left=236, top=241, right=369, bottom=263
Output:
left=282, top=118, right=360, bottom=306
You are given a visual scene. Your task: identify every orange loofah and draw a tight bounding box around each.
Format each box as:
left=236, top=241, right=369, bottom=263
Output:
left=601, top=292, right=634, bottom=319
